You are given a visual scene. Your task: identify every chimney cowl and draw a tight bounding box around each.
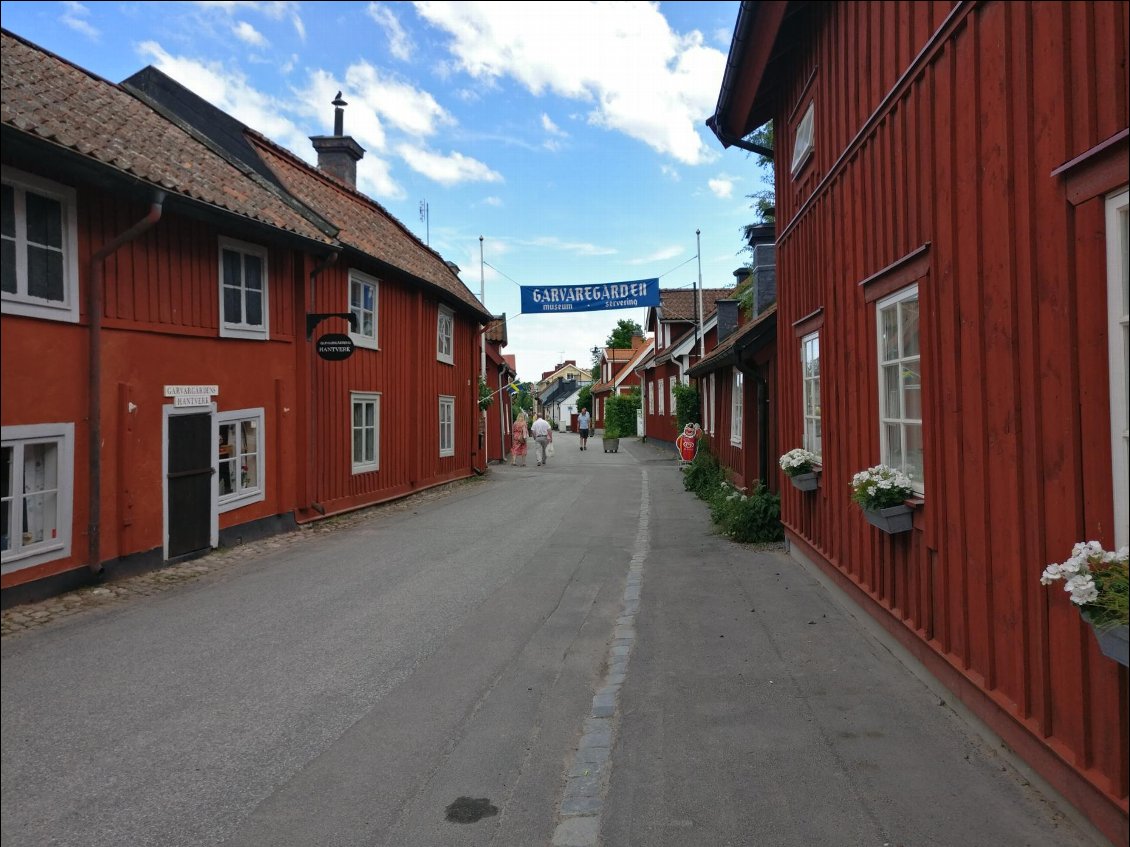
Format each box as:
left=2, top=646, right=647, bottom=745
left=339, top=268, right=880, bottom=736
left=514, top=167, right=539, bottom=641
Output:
left=310, top=92, right=365, bottom=187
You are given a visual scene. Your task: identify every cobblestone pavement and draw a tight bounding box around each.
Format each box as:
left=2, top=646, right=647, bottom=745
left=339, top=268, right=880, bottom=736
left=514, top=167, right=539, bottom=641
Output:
left=1, top=477, right=484, bottom=640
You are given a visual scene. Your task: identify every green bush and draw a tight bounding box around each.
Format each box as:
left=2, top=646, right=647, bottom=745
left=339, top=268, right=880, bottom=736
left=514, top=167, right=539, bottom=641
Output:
left=682, top=447, right=725, bottom=498
left=709, top=482, right=784, bottom=543
left=672, top=382, right=700, bottom=437
left=603, top=392, right=639, bottom=439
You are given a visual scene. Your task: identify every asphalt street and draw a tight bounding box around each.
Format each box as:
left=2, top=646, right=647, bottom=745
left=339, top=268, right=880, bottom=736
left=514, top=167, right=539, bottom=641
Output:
left=0, top=434, right=1111, bottom=847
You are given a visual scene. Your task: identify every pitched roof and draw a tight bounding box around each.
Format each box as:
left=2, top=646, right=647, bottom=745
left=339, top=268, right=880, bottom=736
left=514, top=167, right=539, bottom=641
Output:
left=0, top=30, right=333, bottom=246
left=654, top=288, right=733, bottom=322
left=248, top=133, right=490, bottom=319
left=593, top=337, right=654, bottom=393
left=485, top=315, right=508, bottom=345
left=687, top=304, right=777, bottom=377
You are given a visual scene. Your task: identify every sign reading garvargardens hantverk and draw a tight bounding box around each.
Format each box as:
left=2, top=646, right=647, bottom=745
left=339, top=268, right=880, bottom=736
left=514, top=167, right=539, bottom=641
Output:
left=520, top=278, right=660, bottom=314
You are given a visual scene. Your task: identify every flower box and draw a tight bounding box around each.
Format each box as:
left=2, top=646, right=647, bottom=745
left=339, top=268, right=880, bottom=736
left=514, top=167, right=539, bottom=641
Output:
left=1086, top=617, right=1129, bottom=668
left=862, top=504, right=913, bottom=534
left=790, top=471, right=819, bottom=492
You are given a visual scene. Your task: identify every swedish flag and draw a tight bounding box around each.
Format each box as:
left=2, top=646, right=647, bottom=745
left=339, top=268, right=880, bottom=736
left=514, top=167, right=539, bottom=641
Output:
left=506, top=381, right=520, bottom=397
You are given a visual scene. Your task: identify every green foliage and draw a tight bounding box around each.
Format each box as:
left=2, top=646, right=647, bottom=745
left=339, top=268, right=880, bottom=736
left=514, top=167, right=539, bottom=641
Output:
left=512, top=383, right=534, bottom=419
left=606, top=319, right=644, bottom=349
left=577, top=384, right=591, bottom=412
left=682, top=448, right=726, bottom=498
left=741, top=121, right=775, bottom=258
left=478, top=377, right=493, bottom=411
left=683, top=447, right=783, bottom=543
left=603, top=392, right=639, bottom=439
left=1089, top=561, right=1129, bottom=629
left=672, top=382, right=700, bottom=436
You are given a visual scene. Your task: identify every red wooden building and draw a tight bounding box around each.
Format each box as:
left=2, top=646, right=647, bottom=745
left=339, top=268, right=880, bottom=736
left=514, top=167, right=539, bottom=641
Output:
left=709, top=1, right=1128, bottom=840
left=637, top=287, right=731, bottom=446
left=590, top=335, right=652, bottom=430
left=1, top=32, right=490, bottom=603
left=484, top=315, right=517, bottom=464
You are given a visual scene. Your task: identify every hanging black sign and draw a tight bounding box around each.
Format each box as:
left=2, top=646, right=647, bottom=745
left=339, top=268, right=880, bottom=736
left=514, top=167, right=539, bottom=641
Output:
left=316, top=333, right=355, bottom=361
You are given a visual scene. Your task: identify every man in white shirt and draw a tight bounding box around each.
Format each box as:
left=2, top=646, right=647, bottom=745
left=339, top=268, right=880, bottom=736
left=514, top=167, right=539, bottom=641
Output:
left=530, top=413, right=552, bottom=466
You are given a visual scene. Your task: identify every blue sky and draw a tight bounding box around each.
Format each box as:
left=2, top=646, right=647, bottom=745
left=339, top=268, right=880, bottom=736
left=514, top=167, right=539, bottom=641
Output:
left=1, top=1, right=769, bottom=380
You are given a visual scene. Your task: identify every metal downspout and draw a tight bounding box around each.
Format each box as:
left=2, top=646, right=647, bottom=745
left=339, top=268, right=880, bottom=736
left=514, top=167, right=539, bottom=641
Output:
left=87, top=192, right=165, bottom=574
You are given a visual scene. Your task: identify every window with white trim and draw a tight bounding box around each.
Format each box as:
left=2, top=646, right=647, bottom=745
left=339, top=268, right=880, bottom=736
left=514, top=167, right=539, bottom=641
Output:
left=439, top=395, right=455, bottom=457
left=217, top=409, right=265, bottom=512
left=351, top=392, right=380, bottom=473
left=648, top=380, right=654, bottom=414
left=1, top=166, right=80, bottom=323
left=1107, top=188, right=1129, bottom=547
left=668, top=377, right=676, bottom=416
left=348, top=270, right=379, bottom=350
left=657, top=379, right=665, bottom=416
left=731, top=369, right=744, bottom=446
left=877, top=286, right=923, bottom=493
left=801, top=331, right=822, bottom=462
left=706, top=373, right=716, bottom=435
left=437, top=304, right=454, bottom=364
left=790, top=101, right=815, bottom=178
left=219, top=237, right=269, bottom=340
left=2, top=422, right=74, bottom=572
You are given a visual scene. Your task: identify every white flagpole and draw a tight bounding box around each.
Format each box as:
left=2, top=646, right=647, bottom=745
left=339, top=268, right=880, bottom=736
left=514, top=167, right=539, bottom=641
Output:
left=696, top=229, right=705, bottom=359
left=480, top=236, right=488, bottom=462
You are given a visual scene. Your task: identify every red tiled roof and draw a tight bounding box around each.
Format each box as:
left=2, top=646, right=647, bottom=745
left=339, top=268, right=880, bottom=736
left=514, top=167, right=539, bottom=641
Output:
left=593, top=337, right=654, bottom=393
left=485, top=315, right=507, bottom=344
left=656, top=288, right=733, bottom=322
left=248, top=133, right=490, bottom=320
left=0, top=30, right=333, bottom=246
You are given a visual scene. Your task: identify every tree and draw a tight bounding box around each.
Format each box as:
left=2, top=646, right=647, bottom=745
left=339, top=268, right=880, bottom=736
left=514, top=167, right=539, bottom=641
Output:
left=577, top=384, right=592, bottom=412
left=742, top=122, right=775, bottom=245
left=606, top=319, right=643, bottom=349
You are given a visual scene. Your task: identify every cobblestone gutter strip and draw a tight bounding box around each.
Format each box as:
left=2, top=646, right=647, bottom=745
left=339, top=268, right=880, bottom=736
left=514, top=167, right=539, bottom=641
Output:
left=552, top=469, right=650, bottom=847
left=1, top=478, right=483, bottom=639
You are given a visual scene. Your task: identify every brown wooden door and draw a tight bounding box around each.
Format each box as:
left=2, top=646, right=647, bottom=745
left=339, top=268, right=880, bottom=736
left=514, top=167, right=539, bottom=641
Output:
left=167, top=412, right=213, bottom=558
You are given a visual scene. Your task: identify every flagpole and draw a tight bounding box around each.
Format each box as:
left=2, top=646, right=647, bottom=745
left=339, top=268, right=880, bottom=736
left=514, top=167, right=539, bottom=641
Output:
left=696, top=229, right=705, bottom=359
left=480, top=235, right=488, bottom=464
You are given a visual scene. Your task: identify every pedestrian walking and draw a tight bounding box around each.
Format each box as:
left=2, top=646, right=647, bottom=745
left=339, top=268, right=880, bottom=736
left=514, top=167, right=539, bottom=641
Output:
left=530, top=412, right=553, bottom=466
left=577, top=408, right=591, bottom=451
left=511, top=411, right=530, bottom=466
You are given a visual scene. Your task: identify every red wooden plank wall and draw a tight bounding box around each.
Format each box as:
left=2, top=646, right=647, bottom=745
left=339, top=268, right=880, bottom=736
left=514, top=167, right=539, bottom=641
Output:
left=772, top=0, right=1128, bottom=833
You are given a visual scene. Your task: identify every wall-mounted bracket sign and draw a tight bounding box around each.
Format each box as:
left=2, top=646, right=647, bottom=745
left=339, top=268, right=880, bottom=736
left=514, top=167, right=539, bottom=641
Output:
left=316, top=333, right=355, bottom=361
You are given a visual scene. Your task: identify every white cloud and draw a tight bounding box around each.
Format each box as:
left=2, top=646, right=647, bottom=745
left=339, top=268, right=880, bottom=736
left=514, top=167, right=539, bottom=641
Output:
left=233, top=21, right=268, bottom=47
left=343, top=61, right=456, bottom=138
left=524, top=236, right=616, bottom=258
left=708, top=177, right=734, bottom=198
left=357, top=157, right=405, bottom=200
left=628, top=245, right=684, bottom=265
left=60, top=1, right=99, bottom=39
left=367, top=2, right=413, bottom=61
left=661, top=163, right=680, bottom=181
left=193, top=1, right=305, bottom=40
left=414, top=1, right=727, bottom=165
left=396, top=143, right=503, bottom=187
left=483, top=196, right=503, bottom=207
left=541, top=113, right=565, bottom=136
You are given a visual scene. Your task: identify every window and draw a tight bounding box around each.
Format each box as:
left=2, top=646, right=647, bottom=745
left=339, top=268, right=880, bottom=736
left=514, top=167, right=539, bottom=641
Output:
left=351, top=392, right=380, bottom=473
left=2, top=423, right=74, bottom=572
left=790, top=101, right=815, bottom=178
left=349, top=270, right=379, bottom=350
left=731, top=369, right=744, bottom=446
left=1107, top=188, right=1129, bottom=547
left=219, top=237, right=269, bottom=340
left=877, top=286, right=923, bottom=492
left=669, top=377, right=676, bottom=416
left=1, top=167, right=80, bottom=323
left=706, top=374, right=716, bottom=435
left=439, top=396, right=455, bottom=457
left=658, top=379, right=665, bottom=416
left=437, top=304, right=454, bottom=364
left=801, top=332, right=822, bottom=461
left=648, top=380, right=654, bottom=415
left=217, top=409, right=264, bottom=512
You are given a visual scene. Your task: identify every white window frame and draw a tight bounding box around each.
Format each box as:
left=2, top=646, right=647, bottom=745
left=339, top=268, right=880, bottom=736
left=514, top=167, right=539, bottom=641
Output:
left=648, top=380, right=655, bottom=415
left=218, top=236, right=269, bottom=340
left=669, top=377, right=676, bottom=416
left=1, top=166, right=80, bottom=323
left=877, top=285, right=924, bottom=494
left=1106, top=187, right=1129, bottom=548
left=790, top=101, right=815, bottom=178
left=657, top=378, right=665, bottom=416
left=731, top=368, right=744, bottom=447
left=439, top=395, right=456, bottom=457
left=1, top=422, right=74, bottom=573
left=216, top=408, right=266, bottom=513
left=706, top=374, right=716, bottom=435
left=350, top=392, right=380, bottom=474
left=437, top=304, right=454, bottom=364
left=801, top=331, right=822, bottom=463
left=348, top=270, right=379, bottom=351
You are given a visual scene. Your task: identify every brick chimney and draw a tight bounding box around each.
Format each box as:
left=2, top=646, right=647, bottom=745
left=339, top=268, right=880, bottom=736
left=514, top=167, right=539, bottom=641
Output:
left=716, top=299, right=740, bottom=341
left=310, top=92, right=365, bottom=187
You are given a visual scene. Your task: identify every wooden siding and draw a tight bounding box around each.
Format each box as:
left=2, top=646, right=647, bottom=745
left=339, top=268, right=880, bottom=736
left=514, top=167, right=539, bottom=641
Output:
left=771, top=0, right=1128, bottom=833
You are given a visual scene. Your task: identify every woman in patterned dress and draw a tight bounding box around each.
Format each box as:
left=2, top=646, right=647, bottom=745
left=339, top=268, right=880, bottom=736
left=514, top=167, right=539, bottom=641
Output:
left=511, top=411, right=529, bottom=466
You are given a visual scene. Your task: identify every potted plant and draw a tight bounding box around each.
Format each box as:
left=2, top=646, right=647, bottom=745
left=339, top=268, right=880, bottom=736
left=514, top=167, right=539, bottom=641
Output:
left=850, top=464, right=915, bottom=534
left=1041, top=541, right=1129, bottom=667
left=602, top=422, right=622, bottom=453
left=779, top=448, right=820, bottom=491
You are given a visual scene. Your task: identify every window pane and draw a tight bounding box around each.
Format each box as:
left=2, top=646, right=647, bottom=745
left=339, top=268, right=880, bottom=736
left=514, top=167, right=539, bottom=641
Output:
left=27, top=246, right=64, bottom=302
left=219, top=458, right=236, bottom=496
left=23, top=443, right=57, bottom=493
left=1, top=446, right=11, bottom=496
left=1, top=184, right=14, bottom=238
left=363, top=312, right=374, bottom=337
left=353, top=429, right=363, bottom=462
left=1, top=499, right=10, bottom=552
left=245, top=289, right=263, bottom=326
left=883, top=364, right=901, bottom=417
left=22, top=492, right=57, bottom=545
left=906, top=424, right=924, bottom=485
left=242, top=455, right=258, bottom=490
left=885, top=423, right=903, bottom=470
left=365, top=430, right=375, bottom=463
left=224, top=285, right=242, bottom=324
left=351, top=280, right=362, bottom=309
left=814, top=416, right=822, bottom=457
left=353, top=403, right=364, bottom=428
left=25, top=191, right=62, bottom=248
left=363, top=284, right=374, bottom=311
left=365, top=402, right=375, bottom=428
left=1, top=238, right=16, bottom=294
left=244, top=255, right=262, bottom=291
left=903, top=361, right=922, bottom=421
left=222, top=250, right=242, bottom=287
left=241, top=419, right=257, bottom=452
left=881, top=306, right=899, bottom=362
left=901, top=297, right=920, bottom=357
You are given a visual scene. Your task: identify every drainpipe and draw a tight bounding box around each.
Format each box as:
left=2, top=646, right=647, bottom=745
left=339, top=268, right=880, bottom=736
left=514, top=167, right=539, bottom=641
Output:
left=87, top=192, right=165, bottom=574
left=306, top=251, right=339, bottom=514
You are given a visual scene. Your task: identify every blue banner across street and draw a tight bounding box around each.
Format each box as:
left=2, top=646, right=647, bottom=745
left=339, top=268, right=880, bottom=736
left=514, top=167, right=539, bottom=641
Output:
left=520, top=278, right=660, bottom=314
